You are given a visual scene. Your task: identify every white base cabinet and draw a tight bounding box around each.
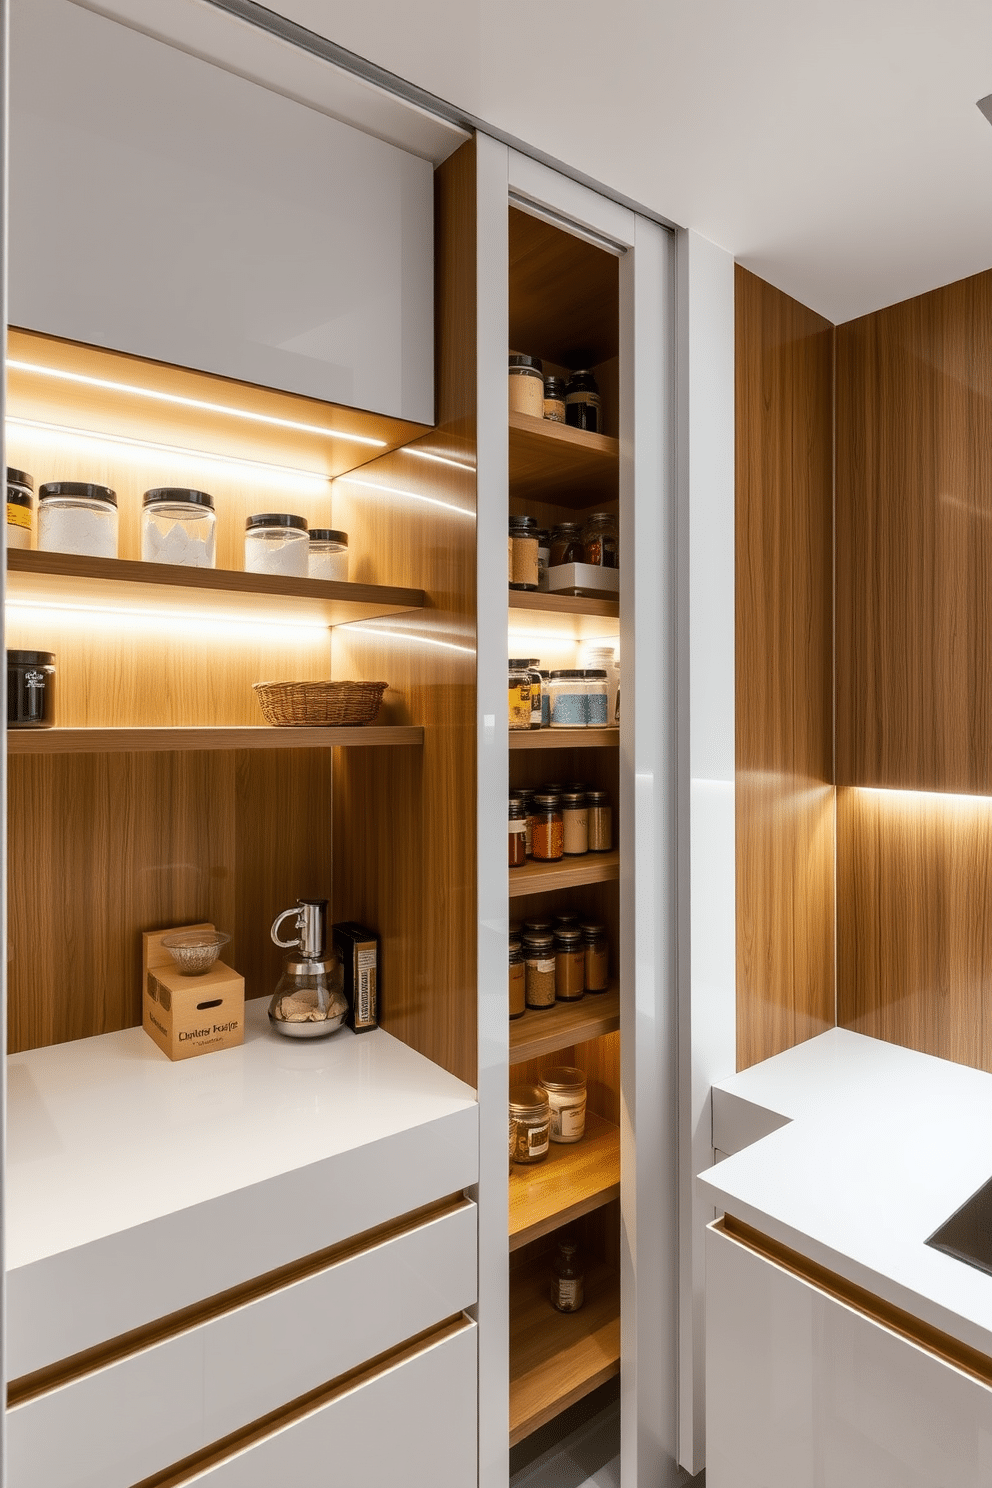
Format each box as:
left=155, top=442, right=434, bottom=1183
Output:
left=706, top=1220, right=992, bottom=1488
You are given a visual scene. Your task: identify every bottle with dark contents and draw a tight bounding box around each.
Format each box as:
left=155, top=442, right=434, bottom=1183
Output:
left=509, top=796, right=528, bottom=868
left=582, top=512, right=618, bottom=568
left=565, top=370, right=601, bottom=433
left=543, top=376, right=567, bottom=423
left=549, top=522, right=585, bottom=567
left=509, top=937, right=526, bottom=1019
left=551, top=1239, right=585, bottom=1312
left=554, top=927, right=585, bottom=1002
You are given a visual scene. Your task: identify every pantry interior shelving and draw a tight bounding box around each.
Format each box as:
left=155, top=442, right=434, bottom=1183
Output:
left=506, top=202, right=623, bottom=1451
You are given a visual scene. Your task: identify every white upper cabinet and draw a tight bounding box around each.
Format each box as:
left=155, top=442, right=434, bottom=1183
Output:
left=8, top=0, right=435, bottom=424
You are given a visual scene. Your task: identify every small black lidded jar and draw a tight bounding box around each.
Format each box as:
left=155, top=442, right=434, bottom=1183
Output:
left=565, top=370, right=601, bottom=433
left=8, top=650, right=56, bottom=729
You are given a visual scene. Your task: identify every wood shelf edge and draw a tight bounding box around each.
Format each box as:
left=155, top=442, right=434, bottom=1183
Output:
left=509, top=984, right=620, bottom=1066
left=7, top=726, right=425, bottom=754
left=509, top=1113, right=620, bottom=1250
left=509, top=728, right=619, bottom=751
left=508, top=849, right=621, bottom=899
left=508, top=410, right=619, bottom=459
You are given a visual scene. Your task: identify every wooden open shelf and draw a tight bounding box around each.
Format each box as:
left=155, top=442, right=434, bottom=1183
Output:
left=509, top=849, right=620, bottom=898
left=509, top=1112, right=620, bottom=1250
left=509, top=589, right=619, bottom=641
left=510, top=983, right=620, bottom=1066
left=509, top=1257, right=621, bottom=1447
left=7, top=550, right=425, bottom=629
left=509, top=207, right=619, bottom=370
left=7, top=725, right=424, bottom=754
left=509, top=412, right=618, bottom=508
left=510, top=727, right=618, bottom=751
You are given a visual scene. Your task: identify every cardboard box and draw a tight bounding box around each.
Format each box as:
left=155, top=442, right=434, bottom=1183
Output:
left=142, top=923, right=245, bottom=1061
left=333, top=921, right=379, bottom=1033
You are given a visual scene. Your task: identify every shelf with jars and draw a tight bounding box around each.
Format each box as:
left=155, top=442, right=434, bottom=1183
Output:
left=509, top=981, right=620, bottom=1065
left=509, top=1110, right=620, bottom=1249
left=508, top=850, right=620, bottom=898
left=508, top=411, right=618, bottom=508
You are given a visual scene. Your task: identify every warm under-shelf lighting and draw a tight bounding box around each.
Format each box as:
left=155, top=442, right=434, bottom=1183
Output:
left=347, top=622, right=474, bottom=656
left=405, top=448, right=476, bottom=473
left=7, top=598, right=329, bottom=643
left=7, top=417, right=330, bottom=491
left=853, top=785, right=992, bottom=806
left=7, top=360, right=387, bottom=447
left=335, top=474, right=474, bottom=520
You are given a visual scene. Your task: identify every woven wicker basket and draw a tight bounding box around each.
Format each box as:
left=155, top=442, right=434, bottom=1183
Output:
left=253, top=680, right=388, bottom=727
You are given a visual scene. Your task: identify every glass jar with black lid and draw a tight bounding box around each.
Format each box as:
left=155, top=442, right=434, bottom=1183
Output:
left=549, top=523, right=584, bottom=568
left=509, top=516, right=539, bottom=590
left=8, top=650, right=56, bottom=729
left=565, top=370, right=601, bottom=433
left=7, top=468, right=33, bottom=551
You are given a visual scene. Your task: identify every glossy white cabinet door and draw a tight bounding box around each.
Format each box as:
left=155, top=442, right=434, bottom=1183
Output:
left=8, top=1201, right=476, bottom=1488
left=190, top=1319, right=476, bottom=1487
left=9, top=0, right=434, bottom=424
left=707, top=1222, right=992, bottom=1487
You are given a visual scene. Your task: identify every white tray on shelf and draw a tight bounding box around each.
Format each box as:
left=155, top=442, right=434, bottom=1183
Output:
left=544, top=562, right=619, bottom=599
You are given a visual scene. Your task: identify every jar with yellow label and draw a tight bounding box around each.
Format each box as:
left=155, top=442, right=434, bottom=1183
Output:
left=7, top=468, right=33, bottom=550
left=508, top=663, right=533, bottom=731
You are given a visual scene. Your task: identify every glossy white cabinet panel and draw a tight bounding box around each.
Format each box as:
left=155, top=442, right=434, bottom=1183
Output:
left=9, top=0, right=434, bottom=423
left=8, top=1001, right=477, bottom=1377
left=187, top=1319, right=476, bottom=1487
left=8, top=1201, right=476, bottom=1488
left=707, top=1223, right=992, bottom=1488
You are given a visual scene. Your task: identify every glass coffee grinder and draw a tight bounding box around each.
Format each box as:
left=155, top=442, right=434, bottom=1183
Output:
left=268, top=897, right=347, bottom=1039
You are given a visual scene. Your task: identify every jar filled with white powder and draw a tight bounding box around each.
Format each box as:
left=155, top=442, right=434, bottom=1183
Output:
left=244, top=512, right=309, bottom=577
left=38, top=482, right=118, bottom=559
left=308, top=528, right=349, bottom=581
left=142, top=488, right=216, bottom=567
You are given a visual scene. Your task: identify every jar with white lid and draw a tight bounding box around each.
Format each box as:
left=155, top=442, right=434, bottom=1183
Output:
left=142, top=488, right=216, bottom=567
left=309, top=529, right=349, bottom=581
left=7, top=468, right=33, bottom=550
left=539, top=1066, right=587, bottom=1144
left=38, top=482, right=118, bottom=559
left=244, top=513, right=309, bottom=577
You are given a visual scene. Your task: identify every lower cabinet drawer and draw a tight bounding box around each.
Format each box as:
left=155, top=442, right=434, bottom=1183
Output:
left=174, top=1316, right=477, bottom=1487
left=8, top=1198, right=476, bottom=1488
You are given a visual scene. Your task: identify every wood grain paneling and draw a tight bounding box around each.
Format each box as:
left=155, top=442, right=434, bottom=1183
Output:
left=328, top=140, right=478, bottom=1086
left=508, top=412, right=618, bottom=507
left=508, top=207, right=619, bottom=371
left=735, top=266, right=835, bottom=1070
left=836, top=269, right=992, bottom=793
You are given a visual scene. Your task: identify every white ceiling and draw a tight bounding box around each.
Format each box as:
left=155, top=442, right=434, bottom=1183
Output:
left=270, top=0, right=992, bottom=324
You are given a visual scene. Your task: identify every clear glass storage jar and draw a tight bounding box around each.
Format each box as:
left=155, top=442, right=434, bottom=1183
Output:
left=526, top=660, right=543, bottom=728
left=531, top=793, right=564, bottom=861
left=582, top=921, right=610, bottom=991
left=509, top=516, right=539, bottom=590
left=549, top=670, right=587, bottom=728
left=308, top=528, right=349, bottom=581
left=509, top=1085, right=551, bottom=1164
left=244, top=512, right=309, bottom=577
left=38, top=482, right=117, bottom=559
left=549, top=522, right=584, bottom=567
left=554, top=927, right=585, bottom=1003
left=586, top=789, right=613, bottom=852
left=7, top=468, right=33, bottom=550
left=509, top=937, right=526, bottom=1019
left=561, top=790, right=589, bottom=855
left=508, top=662, right=533, bottom=731
left=539, top=1066, right=587, bottom=1143
left=509, top=796, right=527, bottom=868
left=582, top=511, right=618, bottom=568
left=584, top=669, right=610, bottom=728
left=508, top=354, right=545, bottom=418
left=523, top=929, right=556, bottom=1009
left=142, top=488, right=216, bottom=567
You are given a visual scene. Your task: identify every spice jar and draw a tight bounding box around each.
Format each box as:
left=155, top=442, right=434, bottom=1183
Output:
left=553, top=912, right=581, bottom=932
left=582, top=922, right=610, bottom=992
left=549, top=522, right=584, bottom=568
left=523, top=930, right=556, bottom=1010
left=244, top=513, right=309, bottom=576
left=587, top=790, right=613, bottom=852
left=142, top=488, right=216, bottom=568
left=309, top=529, right=349, bottom=581
left=583, top=511, right=618, bottom=568
left=509, top=937, right=526, bottom=1019
left=508, top=354, right=545, bottom=418
left=543, top=376, right=567, bottom=423
left=584, top=670, right=610, bottom=729
left=565, top=369, right=601, bottom=432
left=508, top=663, right=533, bottom=731
left=540, top=1067, right=587, bottom=1142
left=531, top=793, right=564, bottom=861
left=7, top=649, right=56, bottom=729
left=549, top=670, right=587, bottom=728
left=38, top=482, right=118, bottom=559
left=554, top=928, right=585, bottom=1003
left=509, top=1086, right=551, bottom=1164
left=551, top=1239, right=585, bottom=1312
left=561, top=791, right=588, bottom=856
left=511, top=790, right=534, bottom=855
left=585, top=646, right=618, bottom=722
left=536, top=531, right=550, bottom=589
left=509, top=515, right=539, bottom=591
left=7, top=468, right=33, bottom=550
left=524, top=916, right=555, bottom=936
left=509, top=796, right=528, bottom=868
left=524, top=660, right=542, bottom=728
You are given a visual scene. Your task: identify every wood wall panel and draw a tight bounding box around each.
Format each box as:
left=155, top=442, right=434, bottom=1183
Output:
left=329, top=140, right=478, bottom=1087
left=836, top=787, right=992, bottom=1071
left=735, top=266, right=835, bottom=1070
left=836, top=269, right=992, bottom=793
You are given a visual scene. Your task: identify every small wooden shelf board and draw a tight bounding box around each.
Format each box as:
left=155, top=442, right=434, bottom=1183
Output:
left=509, top=1258, right=620, bottom=1447
left=6, top=550, right=425, bottom=629
left=509, top=411, right=619, bottom=508
left=510, top=727, right=618, bottom=751
left=509, top=1111, right=620, bottom=1251
left=509, top=849, right=620, bottom=899
left=510, top=983, right=620, bottom=1066
left=509, top=588, right=619, bottom=641
left=7, top=726, right=424, bottom=754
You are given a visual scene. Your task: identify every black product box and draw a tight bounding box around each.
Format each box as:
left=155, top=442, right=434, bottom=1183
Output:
left=333, top=921, right=379, bottom=1033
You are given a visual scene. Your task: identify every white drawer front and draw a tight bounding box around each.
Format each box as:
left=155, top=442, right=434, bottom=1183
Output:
left=9, top=1201, right=476, bottom=1488
left=186, top=1319, right=477, bottom=1488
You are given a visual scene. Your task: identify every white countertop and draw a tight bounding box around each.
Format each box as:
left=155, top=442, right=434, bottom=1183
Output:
left=7, top=1000, right=478, bottom=1376
left=699, top=1028, right=992, bottom=1360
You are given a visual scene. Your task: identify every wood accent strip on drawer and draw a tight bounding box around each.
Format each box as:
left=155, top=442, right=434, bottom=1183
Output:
left=719, top=1214, right=992, bottom=1389
left=7, top=1194, right=469, bottom=1407
left=131, top=1314, right=474, bottom=1488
